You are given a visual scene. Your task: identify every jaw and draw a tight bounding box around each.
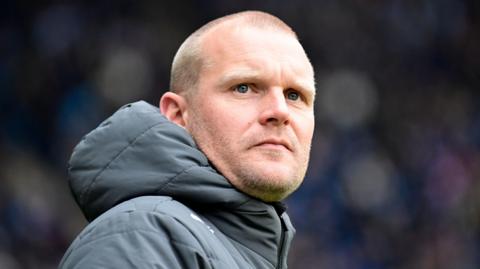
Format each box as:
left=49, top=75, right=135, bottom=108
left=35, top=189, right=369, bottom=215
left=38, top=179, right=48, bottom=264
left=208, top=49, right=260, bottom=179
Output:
left=219, top=150, right=305, bottom=201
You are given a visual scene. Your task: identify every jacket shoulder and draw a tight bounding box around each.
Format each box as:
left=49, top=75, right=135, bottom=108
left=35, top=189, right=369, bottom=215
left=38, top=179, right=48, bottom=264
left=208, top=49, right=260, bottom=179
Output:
left=60, top=196, right=233, bottom=268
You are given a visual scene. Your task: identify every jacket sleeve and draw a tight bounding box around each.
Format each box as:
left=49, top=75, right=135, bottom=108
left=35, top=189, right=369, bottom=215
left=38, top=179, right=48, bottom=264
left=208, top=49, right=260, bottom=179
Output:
left=59, top=210, right=213, bottom=269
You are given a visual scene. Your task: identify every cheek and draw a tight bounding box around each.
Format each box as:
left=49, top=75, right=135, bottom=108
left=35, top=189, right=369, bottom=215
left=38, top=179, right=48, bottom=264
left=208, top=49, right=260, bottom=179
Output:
left=305, top=122, right=315, bottom=142
left=190, top=105, right=232, bottom=143
left=294, top=114, right=315, bottom=143
left=202, top=100, right=246, bottom=133
left=190, top=96, right=258, bottom=149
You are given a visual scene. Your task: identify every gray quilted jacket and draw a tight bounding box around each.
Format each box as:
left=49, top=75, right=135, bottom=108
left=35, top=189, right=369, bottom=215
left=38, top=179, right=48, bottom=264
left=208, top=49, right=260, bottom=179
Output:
left=59, top=101, right=295, bottom=268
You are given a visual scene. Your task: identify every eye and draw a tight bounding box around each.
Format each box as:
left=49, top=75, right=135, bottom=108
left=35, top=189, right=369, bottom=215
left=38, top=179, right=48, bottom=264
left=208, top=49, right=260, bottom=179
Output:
left=286, top=89, right=300, bottom=101
left=234, top=84, right=250, bottom=94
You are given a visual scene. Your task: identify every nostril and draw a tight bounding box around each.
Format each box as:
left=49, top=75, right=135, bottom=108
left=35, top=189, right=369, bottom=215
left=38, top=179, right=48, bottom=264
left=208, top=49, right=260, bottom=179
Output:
left=264, top=116, right=289, bottom=125
left=266, top=117, right=278, bottom=122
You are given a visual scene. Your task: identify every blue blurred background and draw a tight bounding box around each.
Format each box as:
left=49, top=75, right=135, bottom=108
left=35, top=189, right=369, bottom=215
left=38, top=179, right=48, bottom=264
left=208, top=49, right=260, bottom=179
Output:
left=1, top=1, right=480, bottom=268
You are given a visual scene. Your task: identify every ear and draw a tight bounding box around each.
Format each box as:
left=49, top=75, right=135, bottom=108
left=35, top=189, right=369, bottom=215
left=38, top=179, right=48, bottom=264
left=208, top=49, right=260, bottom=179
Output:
left=159, top=92, right=188, bottom=127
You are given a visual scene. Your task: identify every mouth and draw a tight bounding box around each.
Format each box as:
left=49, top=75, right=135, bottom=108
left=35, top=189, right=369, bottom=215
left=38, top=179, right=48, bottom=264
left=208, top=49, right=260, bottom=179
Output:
left=254, top=138, right=293, bottom=152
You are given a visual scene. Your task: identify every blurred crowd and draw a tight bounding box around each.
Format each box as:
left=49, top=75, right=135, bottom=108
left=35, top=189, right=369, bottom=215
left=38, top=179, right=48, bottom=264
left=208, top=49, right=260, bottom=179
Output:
left=1, top=0, right=479, bottom=268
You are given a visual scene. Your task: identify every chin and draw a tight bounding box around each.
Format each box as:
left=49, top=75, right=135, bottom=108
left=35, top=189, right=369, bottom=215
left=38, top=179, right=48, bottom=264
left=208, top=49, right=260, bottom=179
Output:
left=250, top=183, right=298, bottom=202
left=218, top=156, right=306, bottom=201
left=239, top=171, right=303, bottom=202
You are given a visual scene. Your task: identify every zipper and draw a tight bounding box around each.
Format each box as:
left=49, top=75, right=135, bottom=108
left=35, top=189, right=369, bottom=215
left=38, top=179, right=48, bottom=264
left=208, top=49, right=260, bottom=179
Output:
left=276, top=220, right=286, bottom=269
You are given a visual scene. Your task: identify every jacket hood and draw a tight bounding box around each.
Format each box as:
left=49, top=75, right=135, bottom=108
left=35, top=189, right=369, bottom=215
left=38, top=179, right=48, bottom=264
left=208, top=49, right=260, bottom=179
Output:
left=68, top=101, right=250, bottom=221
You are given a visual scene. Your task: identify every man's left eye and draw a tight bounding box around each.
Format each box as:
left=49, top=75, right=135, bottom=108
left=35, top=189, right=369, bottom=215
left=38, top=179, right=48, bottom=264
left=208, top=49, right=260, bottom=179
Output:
left=286, top=90, right=300, bottom=101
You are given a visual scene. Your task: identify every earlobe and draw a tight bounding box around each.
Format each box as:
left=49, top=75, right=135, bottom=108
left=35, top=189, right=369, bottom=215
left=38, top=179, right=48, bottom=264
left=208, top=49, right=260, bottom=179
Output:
left=159, top=92, right=188, bottom=127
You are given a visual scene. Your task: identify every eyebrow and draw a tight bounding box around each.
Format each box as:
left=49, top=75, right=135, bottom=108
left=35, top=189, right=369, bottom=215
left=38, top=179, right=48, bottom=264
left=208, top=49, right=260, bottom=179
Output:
left=217, top=67, right=316, bottom=98
left=293, top=79, right=316, bottom=101
left=217, top=68, right=263, bottom=87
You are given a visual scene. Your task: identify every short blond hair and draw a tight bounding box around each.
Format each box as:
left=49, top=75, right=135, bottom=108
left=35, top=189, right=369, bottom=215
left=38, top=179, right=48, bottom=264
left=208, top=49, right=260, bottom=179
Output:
left=169, top=11, right=298, bottom=98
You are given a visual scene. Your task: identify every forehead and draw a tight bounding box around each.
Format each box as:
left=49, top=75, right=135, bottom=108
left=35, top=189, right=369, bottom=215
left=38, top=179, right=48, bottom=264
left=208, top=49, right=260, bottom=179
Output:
left=202, top=24, right=305, bottom=61
left=200, top=25, right=315, bottom=89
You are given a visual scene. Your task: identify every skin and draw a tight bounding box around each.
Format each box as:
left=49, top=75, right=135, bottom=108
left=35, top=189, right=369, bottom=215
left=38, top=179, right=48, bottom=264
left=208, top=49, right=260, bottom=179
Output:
left=161, top=24, right=315, bottom=202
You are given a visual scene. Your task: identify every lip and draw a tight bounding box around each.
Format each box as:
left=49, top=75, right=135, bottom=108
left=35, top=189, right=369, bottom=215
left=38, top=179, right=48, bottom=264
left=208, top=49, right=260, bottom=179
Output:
left=254, top=138, right=293, bottom=152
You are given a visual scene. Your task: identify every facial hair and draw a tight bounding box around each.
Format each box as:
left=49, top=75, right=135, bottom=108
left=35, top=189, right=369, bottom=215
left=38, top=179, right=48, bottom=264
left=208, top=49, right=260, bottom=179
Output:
left=187, top=108, right=311, bottom=201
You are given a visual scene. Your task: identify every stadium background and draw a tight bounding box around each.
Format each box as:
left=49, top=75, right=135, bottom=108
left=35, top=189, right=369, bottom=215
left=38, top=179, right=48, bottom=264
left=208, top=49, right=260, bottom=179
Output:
left=1, top=1, right=479, bottom=268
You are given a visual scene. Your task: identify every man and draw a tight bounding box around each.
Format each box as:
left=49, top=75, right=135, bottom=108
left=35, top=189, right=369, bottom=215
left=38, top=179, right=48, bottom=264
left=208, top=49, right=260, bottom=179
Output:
left=60, top=10, right=315, bottom=268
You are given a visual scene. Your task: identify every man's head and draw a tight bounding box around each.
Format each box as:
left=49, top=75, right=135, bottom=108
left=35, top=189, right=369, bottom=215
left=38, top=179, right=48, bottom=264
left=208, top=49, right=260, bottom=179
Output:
left=160, top=11, right=315, bottom=202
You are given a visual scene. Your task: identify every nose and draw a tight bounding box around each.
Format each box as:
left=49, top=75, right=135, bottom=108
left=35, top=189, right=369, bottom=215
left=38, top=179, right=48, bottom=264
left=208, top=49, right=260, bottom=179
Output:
left=259, top=89, right=290, bottom=126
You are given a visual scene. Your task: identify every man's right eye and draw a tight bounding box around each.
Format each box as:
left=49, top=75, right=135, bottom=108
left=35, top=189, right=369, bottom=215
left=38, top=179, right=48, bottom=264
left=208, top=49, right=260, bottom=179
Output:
left=234, top=84, right=250, bottom=93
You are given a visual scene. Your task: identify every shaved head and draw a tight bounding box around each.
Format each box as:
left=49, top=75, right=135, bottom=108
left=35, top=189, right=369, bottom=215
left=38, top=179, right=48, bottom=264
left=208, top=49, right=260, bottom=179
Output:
left=169, top=11, right=299, bottom=99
